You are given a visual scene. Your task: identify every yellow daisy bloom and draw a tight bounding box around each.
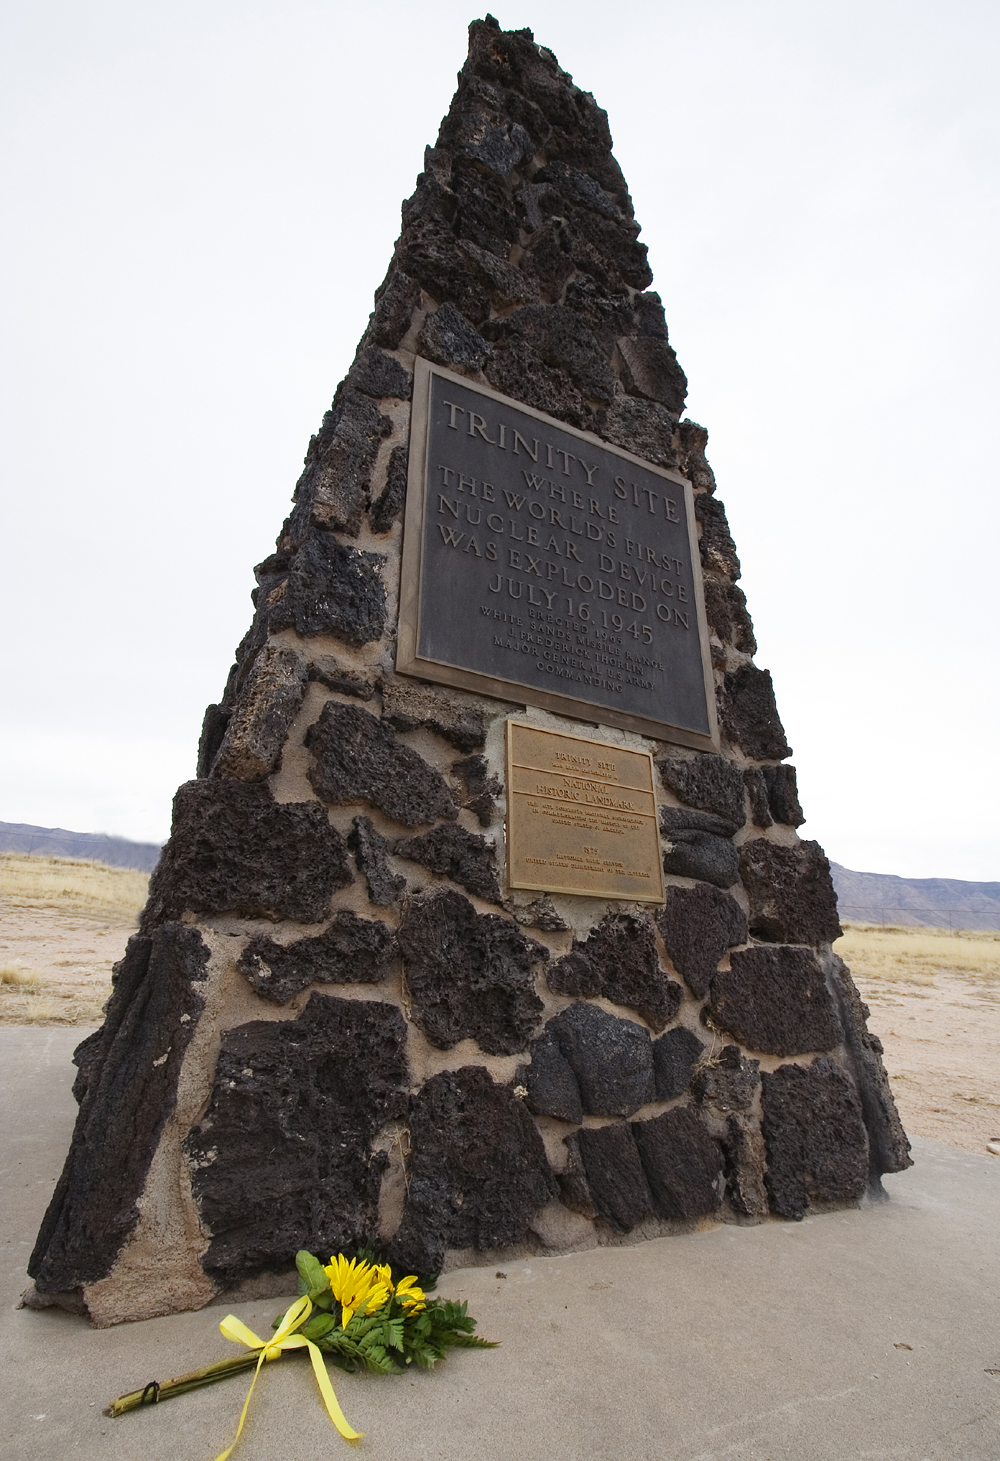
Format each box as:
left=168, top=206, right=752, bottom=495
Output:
left=324, top=1255, right=388, bottom=1326
left=393, top=1274, right=426, bottom=1312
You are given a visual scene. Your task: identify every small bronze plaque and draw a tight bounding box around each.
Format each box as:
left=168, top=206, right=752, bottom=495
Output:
left=506, top=719, right=664, bottom=904
left=397, top=359, right=719, bottom=752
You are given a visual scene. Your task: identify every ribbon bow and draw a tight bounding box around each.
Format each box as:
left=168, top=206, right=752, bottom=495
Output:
left=215, top=1294, right=362, bottom=1459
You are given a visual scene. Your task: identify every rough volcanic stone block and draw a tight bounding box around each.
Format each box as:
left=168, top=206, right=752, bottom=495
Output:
left=394, top=823, right=502, bottom=904
left=29, top=924, right=209, bottom=1293
left=545, top=1003, right=655, bottom=1117
left=558, top=1131, right=597, bottom=1218
left=763, top=764, right=805, bottom=827
left=651, top=1026, right=705, bottom=1101
left=718, top=665, right=792, bottom=761
left=346, top=345, right=412, bottom=401
left=364, top=271, right=420, bottom=350
left=381, top=677, right=487, bottom=751
left=676, top=419, right=715, bottom=491
left=739, top=838, right=842, bottom=944
left=395, top=219, right=490, bottom=324
left=306, top=702, right=457, bottom=828
left=144, top=780, right=352, bottom=927
left=695, top=495, right=741, bottom=580
left=692, top=1045, right=761, bottom=1113
left=297, top=388, right=393, bottom=535
left=547, top=912, right=681, bottom=1031
left=237, top=912, right=396, bottom=1004
left=186, top=995, right=409, bottom=1283
left=533, top=161, right=623, bottom=220
left=597, top=395, right=677, bottom=468
left=197, top=703, right=230, bottom=778
left=267, top=533, right=387, bottom=646
left=348, top=815, right=406, bottom=907
left=387, top=1066, right=556, bottom=1277
left=743, top=769, right=773, bottom=829
left=520, top=1030, right=583, bottom=1123
left=710, top=946, right=842, bottom=1057
left=70, top=1028, right=104, bottom=1106
left=617, top=336, right=687, bottom=414
left=576, top=1122, right=653, bottom=1233
left=660, top=809, right=740, bottom=891
left=513, top=894, right=569, bottom=932
left=305, top=654, right=377, bottom=700
left=825, top=953, right=912, bottom=1177
left=369, top=444, right=409, bottom=535
left=483, top=304, right=616, bottom=406
left=451, top=754, right=502, bottom=827
left=761, top=1057, right=869, bottom=1220
left=721, top=1115, right=769, bottom=1219
left=656, top=753, right=747, bottom=826
left=631, top=1108, right=724, bottom=1220
left=655, top=884, right=748, bottom=998
left=211, top=646, right=308, bottom=782
left=457, top=239, right=539, bottom=307
left=397, top=889, right=545, bottom=1055
left=702, top=578, right=757, bottom=655
left=417, top=301, right=493, bottom=371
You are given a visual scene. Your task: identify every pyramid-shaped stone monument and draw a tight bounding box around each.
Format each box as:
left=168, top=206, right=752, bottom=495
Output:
left=27, top=16, right=910, bottom=1327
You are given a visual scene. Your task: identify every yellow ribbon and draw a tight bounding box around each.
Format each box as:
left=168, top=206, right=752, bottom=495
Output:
left=214, top=1294, right=362, bottom=1459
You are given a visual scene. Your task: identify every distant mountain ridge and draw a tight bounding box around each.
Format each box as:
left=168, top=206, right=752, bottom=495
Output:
left=0, top=820, right=163, bottom=873
left=830, top=862, right=1000, bottom=932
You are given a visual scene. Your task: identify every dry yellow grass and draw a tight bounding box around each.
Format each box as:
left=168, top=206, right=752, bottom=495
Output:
left=835, top=922, right=1000, bottom=986
left=0, top=851, right=148, bottom=922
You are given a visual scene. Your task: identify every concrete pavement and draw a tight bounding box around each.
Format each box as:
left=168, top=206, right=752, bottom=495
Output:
left=2, top=1025, right=998, bottom=1460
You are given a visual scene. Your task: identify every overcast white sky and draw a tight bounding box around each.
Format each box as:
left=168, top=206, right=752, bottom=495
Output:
left=2, top=0, right=998, bottom=880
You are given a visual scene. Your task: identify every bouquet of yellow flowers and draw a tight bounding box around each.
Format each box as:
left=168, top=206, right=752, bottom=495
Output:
left=106, top=1249, right=496, bottom=1455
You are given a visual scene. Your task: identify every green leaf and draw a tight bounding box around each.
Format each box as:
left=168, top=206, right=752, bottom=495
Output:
left=295, top=1250, right=332, bottom=1308
left=299, top=1313, right=339, bottom=1342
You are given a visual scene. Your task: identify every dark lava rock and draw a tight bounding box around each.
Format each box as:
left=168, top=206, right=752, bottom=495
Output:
left=364, top=271, right=420, bottom=351
left=616, top=336, right=687, bottom=415
left=763, top=765, right=805, bottom=827
left=395, top=218, right=490, bottom=324
left=743, top=769, right=773, bottom=829
left=70, top=1028, right=104, bottom=1106
left=306, top=702, right=456, bottom=828
left=695, top=495, right=741, bottom=580
left=348, top=815, right=406, bottom=907
left=655, top=883, right=748, bottom=998
left=656, top=752, right=747, bottom=827
left=457, top=238, right=539, bottom=308
left=397, top=890, right=545, bottom=1055
left=417, top=302, right=493, bottom=372
left=483, top=305, right=616, bottom=404
left=557, top=1131, right=597, bottom=1218
left=212, top=646, right=308, bottom=782
left=296, top=388, right=393, bottom=536
left=720, top=1115, right=770, bottom=1219
left=575, top=1122, right=653, bottom=1232
left=651, top=1026, right=705, bottom=1101
left=660, top=809, right=739, bottom=891
left=394, top=823, right=502, bottom=904
left=369, top=444, right=409, bottom=535
left=186, top=995, right=409, bottom=1284
left=545, top=1003, right=655, bottom=1117
left=29, top=924, right=209, bottom=1292
left=387, top=1066, right=557, bottom=1277
left=710, top=945, right=842, bottom=1057
left=761, top=1057, right=869, bottom=1220
left=702, top=578, right=756, bottom=656
left=597, top=395, right=677, bottom=468
left=237, top=912, right=396, bottom=1004
left=267, top=532, right=387, bottom=646
left=143, top=780, right=352, bottom=927
left=546, top=912, right=681, bottom=1031
left=451, top=754, right=502, bottom=827
left=739, top=838, right=842, bottom=944
left=513, top=895, right=569, bottom=933
left=305, top=654, right=377, bottom=701
left=825, top=953, right=912, bottom=1178
left=718, top=666, right=792, bottom=761
left=519, top=1029, right=582, bottom=1124
left=631, top=1108, right=724, bottom=1220
left=346, top=345, right=412, bottom=401
left=692, top=1045, right=761, bottom=1113
left=196, top=702, right=230, bottom=779
left=380, top=678, right=487, bottom=752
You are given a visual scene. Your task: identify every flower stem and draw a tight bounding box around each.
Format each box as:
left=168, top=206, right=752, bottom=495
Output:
left=104, top=1349, right=266, bottom=1416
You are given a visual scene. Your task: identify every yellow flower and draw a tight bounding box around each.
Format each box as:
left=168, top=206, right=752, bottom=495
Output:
left=324, top=1255, right=389, bottom=1326
left=393, top=1274, right=426, bottom=1312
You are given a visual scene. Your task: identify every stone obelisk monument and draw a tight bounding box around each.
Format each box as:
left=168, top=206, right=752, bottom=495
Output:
left=27, top=16, right=909, bottom=1327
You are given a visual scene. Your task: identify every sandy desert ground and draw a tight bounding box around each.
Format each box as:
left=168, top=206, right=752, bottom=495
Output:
left=2, top=852, right=998, bottom=1160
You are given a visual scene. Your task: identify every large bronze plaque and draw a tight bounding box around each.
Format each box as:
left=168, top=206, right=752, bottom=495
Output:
left=397, top=359, right=719, bottom=751
left=506, top=719, right=664, bottom=903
